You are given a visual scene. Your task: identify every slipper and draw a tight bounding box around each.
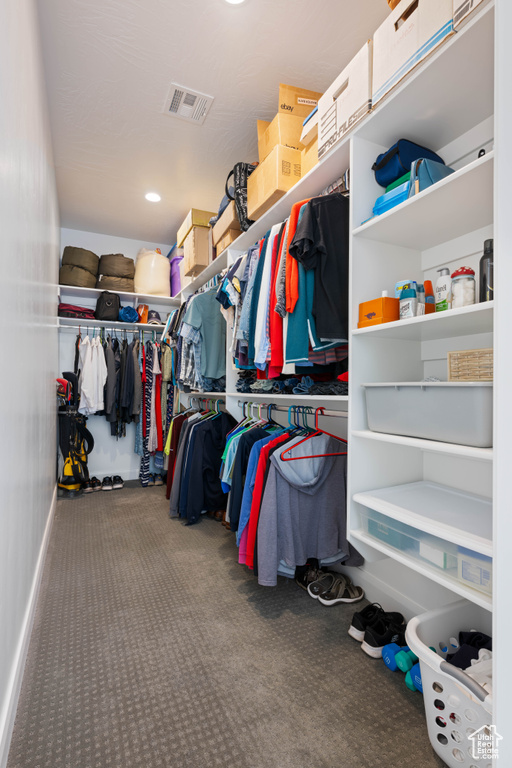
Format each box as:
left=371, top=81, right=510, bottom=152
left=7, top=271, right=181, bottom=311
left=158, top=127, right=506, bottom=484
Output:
left=318, top=576, right=365, bottom=606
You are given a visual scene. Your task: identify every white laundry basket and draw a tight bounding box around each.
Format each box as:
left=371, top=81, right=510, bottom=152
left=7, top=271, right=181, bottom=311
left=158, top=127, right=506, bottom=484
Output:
left=406, top=600, right=493, bottom=768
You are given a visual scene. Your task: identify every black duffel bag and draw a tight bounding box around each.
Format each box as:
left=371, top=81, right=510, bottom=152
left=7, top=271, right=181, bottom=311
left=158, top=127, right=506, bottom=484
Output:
left=95, top=291, right=120, bottom=321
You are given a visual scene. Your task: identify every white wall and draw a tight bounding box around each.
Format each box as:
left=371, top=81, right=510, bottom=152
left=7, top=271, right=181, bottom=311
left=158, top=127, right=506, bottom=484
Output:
left=0, top=1, right=60, bottom=765
left=59, top=228, right=173, bottom=480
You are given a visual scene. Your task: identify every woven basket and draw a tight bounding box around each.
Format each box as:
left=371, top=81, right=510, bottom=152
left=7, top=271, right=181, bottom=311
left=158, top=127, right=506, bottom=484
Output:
left=448, top=348, right=493, bottom=381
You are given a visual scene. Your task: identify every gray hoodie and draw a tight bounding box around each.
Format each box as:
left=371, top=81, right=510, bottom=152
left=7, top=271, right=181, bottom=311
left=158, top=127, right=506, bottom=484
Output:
left=257, top=433, right=361, bottom=586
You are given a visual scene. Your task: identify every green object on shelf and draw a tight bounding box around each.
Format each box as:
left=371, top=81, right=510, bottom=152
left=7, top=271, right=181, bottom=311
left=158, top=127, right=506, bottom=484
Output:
left=386, top=172, right=411, bottom=193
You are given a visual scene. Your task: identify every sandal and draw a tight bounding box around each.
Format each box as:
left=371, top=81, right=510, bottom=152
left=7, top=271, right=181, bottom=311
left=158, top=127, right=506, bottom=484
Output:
left=307, top=571, right=339, bottom=599
left=318, top=575, right=364, bottom=606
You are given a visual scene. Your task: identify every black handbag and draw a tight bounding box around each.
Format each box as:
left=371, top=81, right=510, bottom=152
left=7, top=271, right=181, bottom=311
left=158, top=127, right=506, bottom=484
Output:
left=225, top=162, right=257, bottom=232
left=95, top=290, right=120, bottom=321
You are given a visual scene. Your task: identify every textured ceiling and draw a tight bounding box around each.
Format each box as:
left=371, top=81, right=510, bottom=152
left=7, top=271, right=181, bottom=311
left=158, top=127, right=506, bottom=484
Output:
left=37, top=0, right=390, bottom=245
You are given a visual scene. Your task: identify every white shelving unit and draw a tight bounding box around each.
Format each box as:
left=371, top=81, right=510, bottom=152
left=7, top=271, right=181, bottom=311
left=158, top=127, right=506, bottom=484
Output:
left=347, top=1, right=496, bottom=621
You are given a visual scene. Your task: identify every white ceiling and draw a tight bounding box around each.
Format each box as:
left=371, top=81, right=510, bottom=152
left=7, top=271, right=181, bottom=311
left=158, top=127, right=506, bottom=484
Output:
left=37, top=0, right=390, bottom=246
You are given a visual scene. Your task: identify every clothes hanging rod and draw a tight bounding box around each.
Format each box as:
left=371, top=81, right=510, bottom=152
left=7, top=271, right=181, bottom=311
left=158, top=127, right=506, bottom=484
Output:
left=237, top=400, right=348, bottom=419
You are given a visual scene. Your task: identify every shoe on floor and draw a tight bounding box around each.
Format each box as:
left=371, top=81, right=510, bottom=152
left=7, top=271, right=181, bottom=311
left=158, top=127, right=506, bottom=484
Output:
left=295, top=564, right=327, bottom=592
left=147, top=474, right=155, bottom=487
left=307, top=571, right=339, bottom=599
left=112, top=475, right=124, bottom=490
left=348, top=603, right=385, bottom=642
left=102, top=476, right=113, bottom=491
left=317, top=576, right=365, bottom=606
left=82, top=479, right=93, bottom=494
left=154, top=474, right=163, bottom=486
left=91, top=477, right=102, bottom=492
left=361, top=615, right=407, bottom=659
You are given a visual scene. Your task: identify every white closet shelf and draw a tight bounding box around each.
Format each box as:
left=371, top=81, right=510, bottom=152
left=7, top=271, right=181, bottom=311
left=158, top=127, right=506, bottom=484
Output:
left=351, top=430, right=493, bottom=462
left=228, top=392, right=348, bottom=405
left=353, top=151, right=494, bottom=250
left=352, top=301, right=493, bottom=341
left=58, top=284, right=180, bottom=307
left=355, top=1, right=494, bottom=149
left=350, top=529, right=492, bottom=610
left=58, top=317, right=165, bottom=331
left=353, top=480, right=492, bottom=553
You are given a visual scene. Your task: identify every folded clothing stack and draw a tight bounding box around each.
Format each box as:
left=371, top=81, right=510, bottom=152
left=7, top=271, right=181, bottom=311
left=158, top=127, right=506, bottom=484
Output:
left=59, top=246, right=99, bottom=288
left=96, top=253, right=135, bottom=293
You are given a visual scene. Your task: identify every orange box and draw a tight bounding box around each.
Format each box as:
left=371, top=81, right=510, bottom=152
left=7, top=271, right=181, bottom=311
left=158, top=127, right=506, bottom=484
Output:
left=358, top=296, right=399, bottom=328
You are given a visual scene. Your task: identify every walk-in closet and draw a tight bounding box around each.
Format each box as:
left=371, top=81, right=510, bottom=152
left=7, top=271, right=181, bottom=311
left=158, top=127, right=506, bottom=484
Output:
left=2, top=1, right=511, bottom=767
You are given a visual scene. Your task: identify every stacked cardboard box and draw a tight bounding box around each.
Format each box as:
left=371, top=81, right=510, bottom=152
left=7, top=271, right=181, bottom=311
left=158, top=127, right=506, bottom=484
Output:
left=177, top=208, right=215, bottom=277
left=212, top=200, right=241, bottom=252
left=248, top=83, right=322, bottom=221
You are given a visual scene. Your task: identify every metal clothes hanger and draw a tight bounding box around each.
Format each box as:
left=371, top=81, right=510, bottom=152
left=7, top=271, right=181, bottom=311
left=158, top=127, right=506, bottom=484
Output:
left=280, top=407, right=347, bottom=461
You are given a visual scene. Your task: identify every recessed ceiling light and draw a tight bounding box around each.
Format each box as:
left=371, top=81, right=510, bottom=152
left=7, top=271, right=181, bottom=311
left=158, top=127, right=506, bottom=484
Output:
left=225, top=0, right=246, bottom=4
left=145, top=192, right=161, bottom=202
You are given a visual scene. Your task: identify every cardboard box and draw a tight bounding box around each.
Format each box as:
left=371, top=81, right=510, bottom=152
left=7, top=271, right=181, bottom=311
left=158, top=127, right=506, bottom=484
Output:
left=247, top=145, right=302, bottom=221
left=278, top=83, right=323, bottom=119
left=183, top=226, right=209, bottom=277
left=301, top=137, right=318, bottom=177
left=372, top=0, right=454, bottom=105
left=177, top=208, right=215, bottom=247
left=257, top=113, right=304, bottom=163
left=216, top=229, right=241, bottom=255
left=358, top=296, right=399, bottom=328
left=453, top=0, right=490, bottom=28
left=212, top=200, right=241, bottom=245
left=318, top=41, right=372, bottom=161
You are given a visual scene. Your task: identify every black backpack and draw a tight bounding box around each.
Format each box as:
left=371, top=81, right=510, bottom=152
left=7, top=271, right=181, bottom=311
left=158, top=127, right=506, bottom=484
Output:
left=95, top=290, right=120, bottom=320
left=225, top=162, right=257, bottom=232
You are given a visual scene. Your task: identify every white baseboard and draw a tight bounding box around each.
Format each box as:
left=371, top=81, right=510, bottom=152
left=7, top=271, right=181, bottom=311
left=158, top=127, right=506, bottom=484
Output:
left=0, top=485, right=57, bottom=768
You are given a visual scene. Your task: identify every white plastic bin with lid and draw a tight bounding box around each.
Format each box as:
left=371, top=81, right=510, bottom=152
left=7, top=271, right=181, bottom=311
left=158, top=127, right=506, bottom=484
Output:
left=362, top=382, right=493, bottom=447
left=406, top=600, right=493, bottom=768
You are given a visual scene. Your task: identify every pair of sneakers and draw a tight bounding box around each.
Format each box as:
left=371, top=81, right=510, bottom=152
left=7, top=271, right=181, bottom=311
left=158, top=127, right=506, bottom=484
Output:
left=83, top=477, right=101, bottom=493
left=145, top=474, right=163, bottom=487
left=102, top=476, right=124, bottom=491
left=295, top=564, right=365, bottom=606
left=348, top=603, right=407, bottom=658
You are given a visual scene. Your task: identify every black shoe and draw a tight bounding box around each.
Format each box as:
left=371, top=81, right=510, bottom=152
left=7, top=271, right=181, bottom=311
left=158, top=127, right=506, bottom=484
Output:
left=112, top=475, right=124, bottom=490
left=102, top=476, right=113, bottom=491
left=82, top=479, right=93, bottom=494
left=348, top=603, right=385, bottom=642
left=91, top=477, right=102, bottom=492
left=361, top=615, right=407, bottom=659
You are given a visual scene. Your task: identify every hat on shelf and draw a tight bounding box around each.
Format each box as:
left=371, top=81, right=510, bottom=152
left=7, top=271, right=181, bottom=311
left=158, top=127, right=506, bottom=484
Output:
left=147, top=310, right=162, bottom=325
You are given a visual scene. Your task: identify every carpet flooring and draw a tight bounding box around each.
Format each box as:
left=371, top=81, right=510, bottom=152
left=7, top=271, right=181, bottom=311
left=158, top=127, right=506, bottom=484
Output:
left=7, top=485, right=445, bottom=768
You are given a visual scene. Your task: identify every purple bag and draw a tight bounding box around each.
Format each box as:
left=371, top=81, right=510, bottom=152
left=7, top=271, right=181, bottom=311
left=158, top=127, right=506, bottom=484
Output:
left=170, top=255, right=183, bottom=297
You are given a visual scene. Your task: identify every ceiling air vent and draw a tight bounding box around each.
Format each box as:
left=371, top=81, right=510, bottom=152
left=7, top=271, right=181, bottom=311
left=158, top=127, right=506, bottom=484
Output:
left=163, top=83, right=214, bottom=125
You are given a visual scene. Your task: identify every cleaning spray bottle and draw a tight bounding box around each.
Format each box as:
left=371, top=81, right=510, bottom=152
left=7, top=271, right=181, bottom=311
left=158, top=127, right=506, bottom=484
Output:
left=435, top=268, right=452, bottom=312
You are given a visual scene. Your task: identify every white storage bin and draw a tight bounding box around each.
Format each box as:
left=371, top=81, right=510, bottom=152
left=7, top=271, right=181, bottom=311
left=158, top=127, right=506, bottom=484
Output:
left=406, top=600, right=493, bottom=768
left=363, top=382, right=493, bottom=447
